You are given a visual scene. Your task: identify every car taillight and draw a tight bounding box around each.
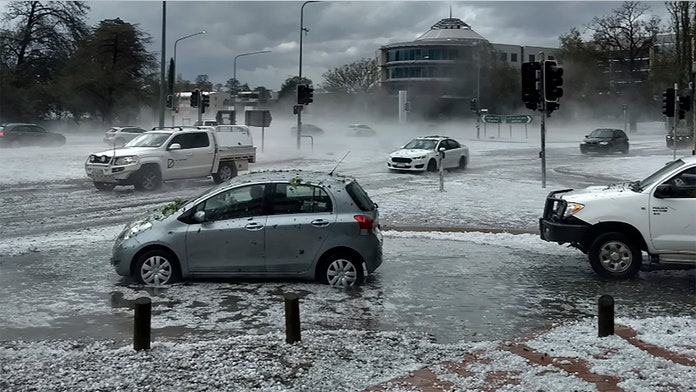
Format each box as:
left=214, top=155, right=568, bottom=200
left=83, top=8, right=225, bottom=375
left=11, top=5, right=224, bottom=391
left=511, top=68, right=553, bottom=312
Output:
left=0, top=131, right=4, bottom=137
left=354, top=215, right=375, bottom=234
left=107, top=132, right=115, bottom=137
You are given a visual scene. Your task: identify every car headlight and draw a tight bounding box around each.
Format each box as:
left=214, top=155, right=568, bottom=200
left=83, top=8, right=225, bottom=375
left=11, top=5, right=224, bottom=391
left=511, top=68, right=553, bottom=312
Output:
left=563, top=202, right=584, bottom=218
left=120, top=221, right=152, bottom=241
left=114, top=156, right=138, bottom=165
left=413, top=155, right=426, bottom=160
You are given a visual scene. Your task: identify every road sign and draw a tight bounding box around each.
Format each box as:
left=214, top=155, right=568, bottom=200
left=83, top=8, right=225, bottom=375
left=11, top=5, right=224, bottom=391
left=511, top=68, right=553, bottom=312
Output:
left=505, top=115, right=533, bottom=124
left=482, top=114, right=502, bottom=124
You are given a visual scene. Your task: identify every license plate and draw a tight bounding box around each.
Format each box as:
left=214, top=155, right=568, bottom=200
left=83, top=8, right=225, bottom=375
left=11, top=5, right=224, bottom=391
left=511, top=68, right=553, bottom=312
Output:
left=395, top=163, right=406, bottom=167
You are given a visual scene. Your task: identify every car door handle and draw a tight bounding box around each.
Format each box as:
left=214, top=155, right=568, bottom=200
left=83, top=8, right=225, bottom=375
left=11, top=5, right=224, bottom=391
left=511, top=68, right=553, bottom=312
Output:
left=245, top=222, right=264, bottom=231
left=311, top=219, right=330, bottom=227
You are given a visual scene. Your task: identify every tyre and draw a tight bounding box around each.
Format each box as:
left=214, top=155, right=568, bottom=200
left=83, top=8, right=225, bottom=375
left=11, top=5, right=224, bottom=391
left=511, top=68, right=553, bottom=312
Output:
left=318, top=251, right=365, bottom=287
left=134, top=249, right=180, bottom=286
left=458, top=156, right=468, bottom=170
left=621, top=143, right=629, bottom=154
left=426, top=159, right=437, bottom=172
left=588, top=232, right=642, bottom=279
left=580, top=148, right=588, bottom=155
left=133, top=167, right=161, bottom=191
left=94, top=182, right=116, bottom=191
left=212, top=162, right=238, bottom=184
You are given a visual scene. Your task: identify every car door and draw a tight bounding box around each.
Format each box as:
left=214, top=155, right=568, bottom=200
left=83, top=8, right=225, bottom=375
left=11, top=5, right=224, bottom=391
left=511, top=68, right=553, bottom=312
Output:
left=440, top=139, right=459, bottom=169
left=185, top=184, right=267, bottom=272
left=166, top=132, right=214, bottom=179
left=649, top=167, right=696, bottom=253
left=264, top=183, right=337, bottom=273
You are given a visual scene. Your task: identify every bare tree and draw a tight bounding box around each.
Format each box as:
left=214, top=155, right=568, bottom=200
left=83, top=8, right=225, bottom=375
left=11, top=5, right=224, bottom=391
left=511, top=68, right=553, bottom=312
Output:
left=588, top=1, right=662, bottom=128
left=320, top=58, right=379, bottom=93
left=666, top=1, right=694, bottom=87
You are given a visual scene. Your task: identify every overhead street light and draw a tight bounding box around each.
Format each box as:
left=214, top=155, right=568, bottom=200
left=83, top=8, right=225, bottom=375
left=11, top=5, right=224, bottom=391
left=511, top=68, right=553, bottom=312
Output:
left=171, top=30, right=206, bottom=125
left=233, top=50, right=273, bottom=93
left=297, top=0, right=320, bottom=150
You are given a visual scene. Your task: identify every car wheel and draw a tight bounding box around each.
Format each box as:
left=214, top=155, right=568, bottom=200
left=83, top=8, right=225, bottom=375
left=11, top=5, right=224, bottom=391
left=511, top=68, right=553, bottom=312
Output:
left=134, top=167, right=161, bottom=191
left=588, top=232, right=642, bottom=279
left=458, top=156, right=468, bottom=170
left=212, top=162, right=237, bottom=184
left=134, top=249, right=180, bottom=286
left=115, top=137, right=125, bottom=147
left=93, top=182, right=116, bottom=191
left=580, top=148, right=587, bottom=154
left=621, top=144, right=629, bottom=154
left=426, top=159, right=437, bottom=172
left=318, top=251, right=365, bottom=287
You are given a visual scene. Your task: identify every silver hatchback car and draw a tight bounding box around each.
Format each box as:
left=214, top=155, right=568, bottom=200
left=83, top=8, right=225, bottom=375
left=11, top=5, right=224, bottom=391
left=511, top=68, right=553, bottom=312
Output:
left=111, top=170, right=383, bottom=287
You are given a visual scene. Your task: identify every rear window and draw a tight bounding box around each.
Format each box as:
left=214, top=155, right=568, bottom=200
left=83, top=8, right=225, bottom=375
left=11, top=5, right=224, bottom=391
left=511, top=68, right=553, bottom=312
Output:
left=345, top=180, right=376, bottom=211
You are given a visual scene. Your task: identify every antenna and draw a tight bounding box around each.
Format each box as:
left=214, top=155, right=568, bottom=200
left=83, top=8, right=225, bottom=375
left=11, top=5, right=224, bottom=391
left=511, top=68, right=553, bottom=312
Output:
left=329, top=151, right=350, bottom=176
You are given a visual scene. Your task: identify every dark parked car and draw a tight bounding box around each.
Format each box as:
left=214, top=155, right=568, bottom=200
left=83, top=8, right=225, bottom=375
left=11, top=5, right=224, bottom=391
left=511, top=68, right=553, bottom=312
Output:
left=666, top=128, right=694, bottom=148
left=579, top=128, right=629, bottom=154
left=291, top=124, right=324, bottom=136
left=0, top=123, right=66, bottom=148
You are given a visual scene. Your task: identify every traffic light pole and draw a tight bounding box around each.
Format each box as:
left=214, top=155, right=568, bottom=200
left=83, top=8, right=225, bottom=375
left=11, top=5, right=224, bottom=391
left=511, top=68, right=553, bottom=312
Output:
left=539, top=52, right=547, bottom=189
left=673, top=82, right=678, bottom=160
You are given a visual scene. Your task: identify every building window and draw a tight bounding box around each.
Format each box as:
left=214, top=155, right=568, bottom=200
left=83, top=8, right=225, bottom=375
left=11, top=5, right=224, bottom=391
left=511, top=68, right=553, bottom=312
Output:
left=511, top=53, right=518, bottom=62
left=500, top=52, right=508, bottom=62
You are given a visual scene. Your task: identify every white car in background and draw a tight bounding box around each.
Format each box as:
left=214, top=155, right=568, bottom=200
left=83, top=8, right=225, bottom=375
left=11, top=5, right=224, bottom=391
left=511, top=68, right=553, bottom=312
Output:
left=387, top=135, right=469, bottom=172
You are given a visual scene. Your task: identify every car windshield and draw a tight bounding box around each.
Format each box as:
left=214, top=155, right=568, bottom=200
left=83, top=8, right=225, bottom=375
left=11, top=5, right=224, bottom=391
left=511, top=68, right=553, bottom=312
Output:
left=125, top=133, right=170, bottom=147
left=403, top=139, right=437, bottom=150
left=589, top=129, right=613, bottom=138
left=629, top=158, right=685, bottom=192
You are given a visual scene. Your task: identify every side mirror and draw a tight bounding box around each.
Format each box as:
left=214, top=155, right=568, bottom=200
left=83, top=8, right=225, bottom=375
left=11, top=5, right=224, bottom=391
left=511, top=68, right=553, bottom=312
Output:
left=193, top=210, right=206, bottom=222
left=654, top=184, right=673, bottom=199
left=168, top=143, right=181, bottom=150
left=438, top=146, right=446, bottom=158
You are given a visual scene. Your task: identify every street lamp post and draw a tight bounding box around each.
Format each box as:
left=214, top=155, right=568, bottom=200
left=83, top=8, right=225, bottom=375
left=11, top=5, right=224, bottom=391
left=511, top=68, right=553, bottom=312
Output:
left=172, top=30, right=206, bottom=125
left=297, top=0, right=319, bottom=149
left=233, top=50, right=272, bottom=124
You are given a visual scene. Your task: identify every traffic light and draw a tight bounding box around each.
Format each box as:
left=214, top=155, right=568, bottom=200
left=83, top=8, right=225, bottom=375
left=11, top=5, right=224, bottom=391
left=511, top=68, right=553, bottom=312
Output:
left=470, top=98, right=478, bottom=113
left=166, top=94, right=173, bottom=109
left=543, top=60, right=564, bottom=110
left=201, top=94, right=210, bottom=113
left=297, top=84, right=315, bottom=105
left=662, top=88, right=675, bottom=117
left=678, top=94, right=691, bottom=120
left=293, top=105, right=302, bottom=115
left=190, top=89, right=200, bottom=108
left=521, top=62, right=541, bottom=111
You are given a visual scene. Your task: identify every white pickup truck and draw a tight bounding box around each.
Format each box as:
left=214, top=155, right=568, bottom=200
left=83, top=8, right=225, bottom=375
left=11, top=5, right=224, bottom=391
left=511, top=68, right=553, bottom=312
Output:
left=85, top=125, right=256, bottom=191
left=539, top=155, right=696, bottom=279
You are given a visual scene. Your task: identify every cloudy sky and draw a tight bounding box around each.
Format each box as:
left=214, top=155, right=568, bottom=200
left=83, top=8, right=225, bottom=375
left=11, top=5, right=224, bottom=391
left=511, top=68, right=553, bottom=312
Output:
left=30, top=1, right=674, bottom=91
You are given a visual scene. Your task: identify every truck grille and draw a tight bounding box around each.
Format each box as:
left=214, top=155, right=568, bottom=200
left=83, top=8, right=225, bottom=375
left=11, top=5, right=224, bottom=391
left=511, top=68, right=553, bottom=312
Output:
left=88, top=154, right=112, bottom=164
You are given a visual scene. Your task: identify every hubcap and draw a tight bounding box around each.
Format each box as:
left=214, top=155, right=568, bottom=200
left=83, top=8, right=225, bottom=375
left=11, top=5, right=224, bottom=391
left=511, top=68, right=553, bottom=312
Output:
left=220, top=166, right=232, bottom=181
left=141, top=255, right=172, bottom=285
left=142, top=172, right=157, bottom=190
left=599, top=241, right=632, bottom=273
left=326, top=259, right=357, bottom=287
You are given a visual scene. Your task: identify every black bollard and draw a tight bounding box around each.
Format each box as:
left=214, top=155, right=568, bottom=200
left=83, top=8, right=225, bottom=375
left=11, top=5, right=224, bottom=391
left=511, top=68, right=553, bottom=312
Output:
left=598, top=295, right=615, bottom=337
left=134, top=297, right=152, bottom=350
left=284, top=293, right=301, bottom=344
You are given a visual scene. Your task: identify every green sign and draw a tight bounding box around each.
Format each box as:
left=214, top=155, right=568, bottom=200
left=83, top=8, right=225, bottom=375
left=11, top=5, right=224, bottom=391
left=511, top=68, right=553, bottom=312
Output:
left=505, top=115, right=533, bottom=124
left=482, top=114, right=502, bottom=123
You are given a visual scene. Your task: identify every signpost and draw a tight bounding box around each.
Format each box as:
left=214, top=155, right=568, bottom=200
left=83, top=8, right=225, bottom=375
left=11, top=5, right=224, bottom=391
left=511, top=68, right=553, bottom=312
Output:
left=505, top=115, right=533, bottom=138
left=481, top=114, right=502, bottom=138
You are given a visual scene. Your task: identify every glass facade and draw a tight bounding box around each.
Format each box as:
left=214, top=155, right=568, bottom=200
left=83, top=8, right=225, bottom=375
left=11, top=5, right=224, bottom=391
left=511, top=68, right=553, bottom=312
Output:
left=386, top=47, right=462, bottom=62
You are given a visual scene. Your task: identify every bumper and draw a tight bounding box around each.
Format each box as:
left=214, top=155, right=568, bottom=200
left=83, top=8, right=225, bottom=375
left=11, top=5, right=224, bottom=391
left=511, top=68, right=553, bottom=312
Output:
left=579, top=144, right=611, bottom=153
left=539, top=217, right=588, bottom=243
left=85, top=164, right=137, bottom=183
left=386, top=161, right=426, bottom=171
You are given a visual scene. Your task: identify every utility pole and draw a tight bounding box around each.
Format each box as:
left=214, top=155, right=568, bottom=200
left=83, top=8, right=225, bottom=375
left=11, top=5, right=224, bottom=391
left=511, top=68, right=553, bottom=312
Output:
left=539, top=52, right=547, bottom=189
left=158, top=1, right=167, bottom=129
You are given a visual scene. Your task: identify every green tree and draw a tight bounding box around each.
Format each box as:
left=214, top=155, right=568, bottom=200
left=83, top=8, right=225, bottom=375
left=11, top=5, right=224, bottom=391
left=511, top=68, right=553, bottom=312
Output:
left=320, top=57, right=379, bottom=93
left=278, top=76, right=312, bottom=101
left=0, top=1, right=90, bottom=121
left=58, top=18, right=157, bottom=125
